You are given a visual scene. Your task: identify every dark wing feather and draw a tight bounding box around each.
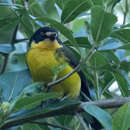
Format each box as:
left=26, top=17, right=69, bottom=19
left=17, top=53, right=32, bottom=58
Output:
left=56, top=38, right=91, bottom=98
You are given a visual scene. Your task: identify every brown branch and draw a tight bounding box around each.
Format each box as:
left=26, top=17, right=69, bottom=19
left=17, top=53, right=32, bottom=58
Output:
left=1, top=97, right=130, bottom=129
left=30, top=121, right=72, bottom=130
left=81, top=97, right=130, bottom=109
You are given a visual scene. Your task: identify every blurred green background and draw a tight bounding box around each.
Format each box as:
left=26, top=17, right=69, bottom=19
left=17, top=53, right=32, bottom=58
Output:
left=0, top=0, right=130, bottom=130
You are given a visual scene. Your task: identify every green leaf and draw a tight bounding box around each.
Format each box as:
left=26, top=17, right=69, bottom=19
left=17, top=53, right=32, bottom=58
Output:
left=29, top=0, right=46, bottom=17
left=0, top=70, right=31, bottom=102
left=42, top=0, right=59, bottom=20
left=83, top=104, right=112, bottom=130
left=36, top=17, right=77, bottom=47
left=63, top=37, right=91, bottom=48
left=111, top=29, right=130, bottom=43
left=54, top=0, right=70, bottom=9
left=20, top=15, right=34, bottom=38
left=0, top=6, right=19, bottom=43
left=102, top=51, right=120, bottom=64
left=91, top=6, right=117, bottom=42
left=29, top=0, right=59, bottom=20
left=23, top=123, right=42, bottom=130
left=21, top=82, right=44, bottom=95
left=117, top=44, right=130, bottom=50
left=0, top=102, right=11, bottom=125
left=0, top=44, right=13, bottom=54
left=112, top=71, right=129, bottom=96
left=92, top=0, right=103, bottom=5
left=112, top=103, right=130, bottom=130
left=120, top=61, right=130, bottom=72
left=56, top=115, right=73, bottom=126
left=72, top=18, right=86, bottom=33
left=61, top=0, right=92, bottom=23
left=0, top=16, right=19, bottom=31
left=10, top=92, right=60, bottom=113
left=89, top=52, right=110, bottom=68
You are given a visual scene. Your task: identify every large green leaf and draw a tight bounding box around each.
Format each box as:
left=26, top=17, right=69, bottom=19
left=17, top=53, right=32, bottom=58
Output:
left=10, top=92, right=60, bottom=113
left=20, top=15, right=34, bottom=38
left=42, top=0, right=59, bottom=20
left=117, top=43, right=130, bottom=50
left=83, top=104, right=112, bottom=130
left=36, top=17, right=78, bottom=47
left=89, top=51, right=110, bottom=68
left=0, top=6, right=19, bottom=43
left=72, top=18, right=86, bottom=33
left=54, top=0, right=70, bottom=9
left=0, top=70, right=31, bottom=102
left=120, top=61, right=130, bottom=72
left=91, top=6, right=117, bottom=42
left=29, top=0, right=59, bottom=20
left=29, top=0, right=46, bottom=17
left=102, top=51, right=120, bottom=65
left=63, top=37, right=91, bottom=48
left=61, top=0, right=92, bottom=23
left=112, top=103, right=130, bottom=130
left=111, top=29, right=130, bottom=43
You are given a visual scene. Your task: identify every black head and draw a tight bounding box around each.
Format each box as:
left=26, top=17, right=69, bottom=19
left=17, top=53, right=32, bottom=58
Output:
left=29, top=27, right=59, bottom=44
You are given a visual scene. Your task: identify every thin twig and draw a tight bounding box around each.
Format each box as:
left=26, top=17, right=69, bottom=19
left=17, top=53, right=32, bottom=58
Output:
left=1, top=97, right=130, bottom=129
left=15, top=38, right=28, bottom=43
left=11, top=23, right=19, bottom=49
left=30, top=121, right=72, bottom=130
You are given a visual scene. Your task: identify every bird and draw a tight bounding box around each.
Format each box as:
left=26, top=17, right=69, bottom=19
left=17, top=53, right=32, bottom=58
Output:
left=26, top=26, right=90, bottom=99
left=26, top=26, right=102, bottom=130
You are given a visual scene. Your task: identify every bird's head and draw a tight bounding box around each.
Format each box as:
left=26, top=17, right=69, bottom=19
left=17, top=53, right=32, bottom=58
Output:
left=29, top=27, right=62, bottom=49
left=30, top=27, right=58, bottom=43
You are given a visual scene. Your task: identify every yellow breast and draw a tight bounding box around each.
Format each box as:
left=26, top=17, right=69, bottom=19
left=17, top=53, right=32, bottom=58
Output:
left=26, top=40, right=81, bottom=98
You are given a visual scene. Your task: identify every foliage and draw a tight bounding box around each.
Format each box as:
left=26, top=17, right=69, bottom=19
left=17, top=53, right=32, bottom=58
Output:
left=0, top=0, right=130, bottom=130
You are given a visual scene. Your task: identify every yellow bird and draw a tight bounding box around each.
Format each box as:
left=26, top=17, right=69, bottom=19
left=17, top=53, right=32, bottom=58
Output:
left=26, top=27, right=90, bottom=99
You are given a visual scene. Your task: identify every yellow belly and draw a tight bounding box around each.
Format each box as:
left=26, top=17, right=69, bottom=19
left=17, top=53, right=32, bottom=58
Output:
left=26, top=48, right=81, bottom=98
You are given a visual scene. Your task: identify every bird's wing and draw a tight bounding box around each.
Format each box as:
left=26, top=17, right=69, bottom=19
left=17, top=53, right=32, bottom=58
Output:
left=55, top=40, right=91, bottom=98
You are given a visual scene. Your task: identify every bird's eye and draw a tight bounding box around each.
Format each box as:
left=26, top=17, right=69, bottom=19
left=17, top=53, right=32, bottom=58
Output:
left=40, top=32, right=45, bottom=36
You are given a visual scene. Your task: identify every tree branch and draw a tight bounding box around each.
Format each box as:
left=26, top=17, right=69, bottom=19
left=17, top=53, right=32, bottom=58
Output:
left=15, top=38, right=28, bottom=43
left=1, top=97, right=130, bottom=129
left=81, top=97, right=130, bottom=109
